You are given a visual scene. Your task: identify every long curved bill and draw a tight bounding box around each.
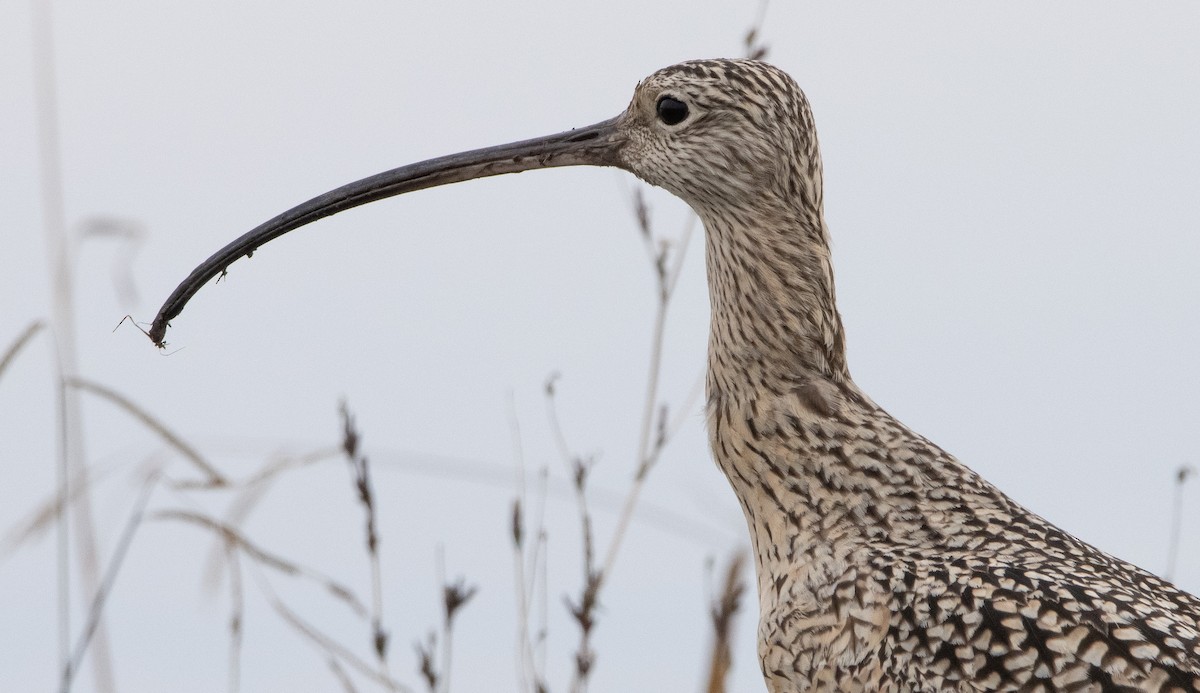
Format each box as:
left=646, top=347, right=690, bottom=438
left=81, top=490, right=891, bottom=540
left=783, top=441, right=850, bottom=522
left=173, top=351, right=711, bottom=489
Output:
left=148, top=116, right=625, bottom=347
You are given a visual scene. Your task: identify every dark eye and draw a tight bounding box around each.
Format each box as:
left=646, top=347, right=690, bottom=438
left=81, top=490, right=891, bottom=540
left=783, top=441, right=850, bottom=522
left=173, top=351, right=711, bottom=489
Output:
left=656, top=96, right=689, bottom=125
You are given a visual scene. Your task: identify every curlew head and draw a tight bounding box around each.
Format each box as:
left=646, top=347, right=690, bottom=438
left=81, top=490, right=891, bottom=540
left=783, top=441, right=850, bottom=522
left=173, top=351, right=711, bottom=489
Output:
left=621, top=60, right=823, bottom=221
left=148, top=59, right=831, bottom=354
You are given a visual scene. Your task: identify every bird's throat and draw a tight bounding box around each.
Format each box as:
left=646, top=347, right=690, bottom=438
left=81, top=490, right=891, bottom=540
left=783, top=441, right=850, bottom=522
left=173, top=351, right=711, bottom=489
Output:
left=702, top=213, right=848, bottom=403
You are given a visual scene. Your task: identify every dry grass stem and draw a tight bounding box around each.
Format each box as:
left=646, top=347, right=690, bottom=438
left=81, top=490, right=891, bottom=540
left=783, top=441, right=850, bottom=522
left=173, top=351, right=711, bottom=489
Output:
left=77, top=216, right=146, bottom=307
left=415, top=632, right=438, bottom=692
left=154, top=509, right=369, bottom=618
left=224, top=540, right=244, bottom=693
left=0, top=463, right=119, bottom=560
left=435, top=548, right=478, bottom=693
left=328, top=656, right=360, bottom=693
left=31, top=2, right=116, bottom=678
left=545, top=374, right=604, bottom=692
left=568, top=458, right=601, bottom=693
left=508, top=397, right=551, bottom=693
left=0, top=320, right=45, bottom=383
left=255, top=570, right=412, bottom=693
left=743, top=0, right=770, bottom=61
left=59, top=471, right=160, bottom=693
left=67, top=376, right=227, bottom=487
left=704, top=552, right=748, bottom=693
left=340, top=401, right=391, bottom=675
left=545, top=179, right=704, bottom=691
left=199, top=446, right=340, bottom=589
left=1166, top=464, right=1195, bottom=582
left=598, top=185, right=696, bottom=585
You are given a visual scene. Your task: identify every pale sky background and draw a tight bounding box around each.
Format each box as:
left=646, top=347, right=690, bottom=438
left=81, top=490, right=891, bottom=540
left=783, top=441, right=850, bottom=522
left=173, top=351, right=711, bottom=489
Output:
left=2, top=2, right=1199, bottom=692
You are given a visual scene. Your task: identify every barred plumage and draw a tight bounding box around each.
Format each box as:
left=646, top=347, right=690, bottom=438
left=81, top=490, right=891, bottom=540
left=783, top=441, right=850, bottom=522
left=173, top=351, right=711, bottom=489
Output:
left=152, top=58, right=1200, bottom=691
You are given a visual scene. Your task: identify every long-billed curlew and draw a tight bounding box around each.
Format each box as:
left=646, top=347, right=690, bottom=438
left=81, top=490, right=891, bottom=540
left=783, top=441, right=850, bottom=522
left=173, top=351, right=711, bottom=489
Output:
left=150, top=59, right=1200, bottom=691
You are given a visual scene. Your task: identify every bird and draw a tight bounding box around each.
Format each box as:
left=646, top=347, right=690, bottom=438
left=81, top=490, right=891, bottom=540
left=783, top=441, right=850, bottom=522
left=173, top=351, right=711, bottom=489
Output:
left=150, top=59, right=1200, bottom=691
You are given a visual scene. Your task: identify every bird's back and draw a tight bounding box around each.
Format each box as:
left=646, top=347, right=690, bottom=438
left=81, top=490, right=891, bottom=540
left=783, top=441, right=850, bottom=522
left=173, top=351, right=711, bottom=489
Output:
left=710, top=377, right=1200, bottom=692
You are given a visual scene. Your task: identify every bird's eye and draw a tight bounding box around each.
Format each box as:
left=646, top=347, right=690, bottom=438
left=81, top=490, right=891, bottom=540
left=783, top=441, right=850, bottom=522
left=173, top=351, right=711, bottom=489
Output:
left=656, top=96, right=689, bottom=126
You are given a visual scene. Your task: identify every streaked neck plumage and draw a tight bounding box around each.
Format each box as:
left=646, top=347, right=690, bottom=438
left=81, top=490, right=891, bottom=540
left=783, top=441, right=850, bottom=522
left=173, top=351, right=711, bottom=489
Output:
left=699, top=164, right=848, bottom=404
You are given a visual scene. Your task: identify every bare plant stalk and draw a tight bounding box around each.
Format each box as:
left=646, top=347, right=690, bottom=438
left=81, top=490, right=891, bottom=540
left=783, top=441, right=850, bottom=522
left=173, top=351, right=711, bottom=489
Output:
left=743, top=0, right=771, bottom=60
left=1166, top=464, right=1195, bottom=582
left=328, top=656, right=360, bottom=693
left=224, top=540, right=244, bottom=693
left=68, top=377, right=227, bottom=486
left=543, top=377, right=594, bottom=692
left=200, top=446, right=340, bottom=587
left=704, top=552, right=748, bottom=693
left=508, top=396, right=547, bottom=693
left=415, top=632, right=438, bottom=692
left=528, top=468, right=551, bottom=691
left=0, top=320, right=45, bottom=383
left=446, top=553, right=477, bottom=693
left=511, top=496, right=531, bottom=691
left=340, top=401, right=390, bottom=677
left=29, top=2, right=113, bottom=686
left=535, top=494, right=549, bottom=689
left=255, top=569, right=413, bottom=693
left=0, top=464, right=114, bottom=560
left=418, top=548, right=480, bottom=693
left=154, top=510, right=370, bottom=617
left=565, top=456, right=600, bottom=693
left=543, top=190, right=697, bottom=693
left=59, top=471, right=160, bottom=693
left=600, top=190, right=696, bottom=584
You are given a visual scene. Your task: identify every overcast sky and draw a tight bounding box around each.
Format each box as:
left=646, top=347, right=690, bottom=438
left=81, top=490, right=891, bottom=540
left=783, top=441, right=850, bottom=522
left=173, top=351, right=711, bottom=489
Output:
left=2, top=2, right=1199, bottom=692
